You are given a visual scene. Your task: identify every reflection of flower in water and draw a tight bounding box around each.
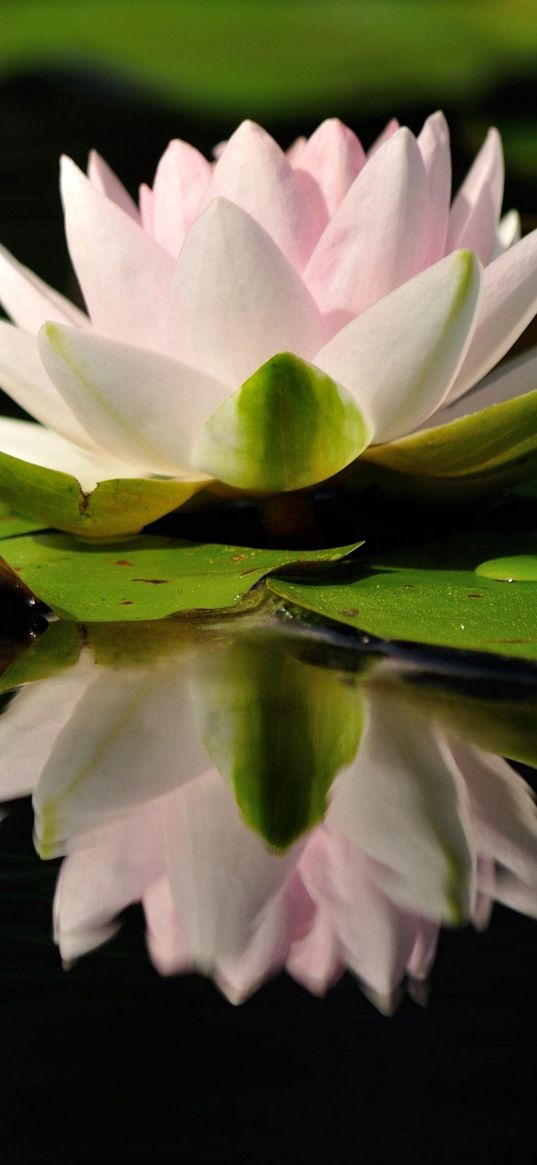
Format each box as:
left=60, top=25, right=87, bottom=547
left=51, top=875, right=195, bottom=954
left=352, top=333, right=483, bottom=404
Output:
left=0, top=115, right=536, bottom=505
left=1, top=634, right=537, bottom=1009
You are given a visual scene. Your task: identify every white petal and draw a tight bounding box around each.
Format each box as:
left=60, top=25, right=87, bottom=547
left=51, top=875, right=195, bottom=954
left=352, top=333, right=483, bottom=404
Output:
left=164, top=769, right=301, bottom=980
left=200, top=120, right=318, bottom=270
left=447, top=128, right=504, bottom=264
left=39, top=322, right=228, bottom=474
left=315, top=249, right=481, bottom=443
left=293, top=118, right=365, bottom=219
left=0, top=417, right=149, bottom=492
left=367, top=118, right=399, bottom=156
left=33, top=659, right=212, bottom=857
left=426, top=345, right=537, bottom=428
left=0, top=655, right=92, bottom=802
left=87, top=150, right=139, bottom=220
left=490, top=210, right=521, bottom=260
left=304, top=128, right=429, bottom=321
left=0, top=321, right=96, bottom=446
left=0, top=242, right=88, bottom=333
left=446, top=229, right=537, bottom=402
left=327, top=695, right=475, bottom=922
left=61, top=156, right=174, bottom=350
left=169, top=198, right=323, bottom=385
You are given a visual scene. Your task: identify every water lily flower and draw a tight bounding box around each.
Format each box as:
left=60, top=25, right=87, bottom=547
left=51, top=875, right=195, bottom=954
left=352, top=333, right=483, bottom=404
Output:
left=1, top=114, right=537, bottom=536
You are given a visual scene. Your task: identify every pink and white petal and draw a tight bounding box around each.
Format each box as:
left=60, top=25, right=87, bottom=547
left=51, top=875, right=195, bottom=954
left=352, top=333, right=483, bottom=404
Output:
left=139, top=183, right=154, bottom=233
left=447, top=128, right=504, bottom=263
left=0, top=321, right=96, bottom=446
left=144, top=876, right=192, bottom=975
left=445, top=229, right=537, bottom=402
left=164, top=769, right=302, bottom=979
left=286, top=135, right=307, bottom=165
left=406, top=920, right=439, bottom=981
left=368, top=117, right=400, bottom=156
left=39, top=322, right=227, bottom=474
left=33, top=662, right=212, bottom=856
left=0, top=654, right=95, bottom=802
left=61, top=156, right=174, bottom=350
left=418, top=111, right=451, bottom=263
left=286, top=896, right=343, bottom=996
left=0, top=417, right=148, bottom=492
left=451, top=742, right=537, bottom=891
left=491, top=209, right=521, bottom=260
left=294, top=118, right=366, bottom=219
left=427, top=345, right=537, bottom=428
left=53, top=805, right=165, bottom=963
left=169, top=198, right=324, bottom=385
left=87, top=150, right=139, bottom=221
left=326, top=694, right=475, bottom=923
left=200, top=120, right=318, bottom=270
left=304, top=128, right=429, bottom=320
left=152, top=139, right=211, bottom=256
left=0, top=242, right=88, bottom=332
left=315, top=249, right=482, bottom=443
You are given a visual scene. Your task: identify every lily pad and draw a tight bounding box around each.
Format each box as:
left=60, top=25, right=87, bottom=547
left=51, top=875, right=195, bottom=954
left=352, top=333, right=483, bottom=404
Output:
left=0, top=449, right=208, bottom=540
left=475, top=556, right=537, bottom=582
left=267, top=529, right=537, bottom=662
left=0, top=532, right=361, bottom=622
left=358, top=388, right=537, bottom=496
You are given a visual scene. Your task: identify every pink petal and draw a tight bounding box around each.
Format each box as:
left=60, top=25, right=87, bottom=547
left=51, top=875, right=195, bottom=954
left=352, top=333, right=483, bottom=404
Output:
left=447, top=128, right=504, bottom=264
left=60, top=156, right=174, bottom=350
left=0, top=242, right=88, bottom=333
left=169, top=197, right=324, bottom=385
left=428, top=345, right=537, bottom=427
left=199, top=120, right=319, bottom=271
left=446, top=228, right=537, bottom=402
left=151, top=139, right=211, bottom=257
left=139, top=183, right=154, bottom=233
left=418, top=111, right=451, bottom=263
left=87, top=150, right=139, bottom=221
left=144, top=876, right=192, bottom=976
left=304, top=128, right=429, bottom=321
left=293, top=118, right=366, bottom=219
left=368, top=117, right=400, bottom=156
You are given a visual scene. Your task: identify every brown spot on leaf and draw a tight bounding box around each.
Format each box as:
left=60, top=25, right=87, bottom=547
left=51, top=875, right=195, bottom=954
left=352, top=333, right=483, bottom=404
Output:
left=115, top=559, right=135, bottom=566
left=119, top=600, right=134, bottom=606
left=340, top=608, right=360, bottom=618
left=131, top=577, right=169, bottom=585
left=230, top=553, right=247, bottom=563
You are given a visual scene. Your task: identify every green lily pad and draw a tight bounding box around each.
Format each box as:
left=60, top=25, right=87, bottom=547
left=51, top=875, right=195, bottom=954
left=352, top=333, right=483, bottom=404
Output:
left=267, top=529, right=537, bottom=661
left=359, top=388, right=537, bottom=496
left=475, top=556, right=537, bottom=582
left=0, top=532, right=361, bottom=622
left=194, top=352, right=370, bottom=492
left=0, top=449, right=208, bottom=540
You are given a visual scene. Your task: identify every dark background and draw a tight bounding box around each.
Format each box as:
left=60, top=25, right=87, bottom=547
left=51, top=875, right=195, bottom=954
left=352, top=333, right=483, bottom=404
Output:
left=1, top=3, right=537, bottom=1159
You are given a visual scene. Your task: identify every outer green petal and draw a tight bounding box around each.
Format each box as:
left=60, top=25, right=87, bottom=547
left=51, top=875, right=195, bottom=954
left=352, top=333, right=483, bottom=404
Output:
left=0, top=449, right=207, bottom=539
left=193, top=352, right=371, bottom=492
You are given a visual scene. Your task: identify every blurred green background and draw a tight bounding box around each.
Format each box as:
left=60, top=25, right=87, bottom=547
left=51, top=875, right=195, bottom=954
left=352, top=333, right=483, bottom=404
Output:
left=1, top=0, right=536, bottom=295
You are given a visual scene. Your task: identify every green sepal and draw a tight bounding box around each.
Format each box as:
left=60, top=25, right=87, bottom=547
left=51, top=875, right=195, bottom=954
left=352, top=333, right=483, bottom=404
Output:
left=193, top=352, right=371, bottom=492
left=0, top=449, right=208, bottom=540
left=360, top=387, right=537, bottom=493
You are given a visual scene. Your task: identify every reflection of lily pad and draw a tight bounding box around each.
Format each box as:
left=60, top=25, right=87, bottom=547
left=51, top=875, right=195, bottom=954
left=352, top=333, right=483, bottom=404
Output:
left=0, top=618, right=82, bottom=694
left=359, top=388, right=537, bottom=495
left=0, top=450, right=207, bottom=540
left=0, top=532, right=360, bottom=622
left=267, top=530, right=537, bottom=662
